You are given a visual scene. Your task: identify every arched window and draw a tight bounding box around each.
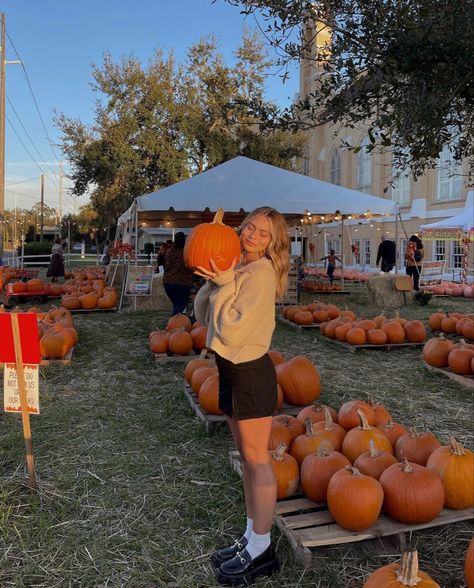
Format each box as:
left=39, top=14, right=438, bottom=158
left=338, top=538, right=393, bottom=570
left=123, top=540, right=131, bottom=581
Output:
left=357, top=137, right=372, bottom=193
left=330, top=148, right=341, bottom=185
left=437, top=145, right=462, bottom=200
left=391, top=154, right=411, bottom=205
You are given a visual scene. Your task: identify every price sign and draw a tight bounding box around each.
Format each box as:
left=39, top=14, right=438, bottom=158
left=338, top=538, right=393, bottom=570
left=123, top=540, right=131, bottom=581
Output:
left=4, top=363, right=40, bottom=414
left=124, top=265, right=154, bottom=296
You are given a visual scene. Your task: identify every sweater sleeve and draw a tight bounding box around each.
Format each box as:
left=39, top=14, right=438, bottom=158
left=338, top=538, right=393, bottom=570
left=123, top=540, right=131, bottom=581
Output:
left=211, top=267, right=276, bottom=348
left=193, top=281, right=217, bottom=325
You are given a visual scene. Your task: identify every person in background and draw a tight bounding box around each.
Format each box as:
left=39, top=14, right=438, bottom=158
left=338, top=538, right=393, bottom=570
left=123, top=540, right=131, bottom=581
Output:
left=162, top=233, right=194, bottom=316
left=376, top=234, right=396, bottom=273
left=156, top=240, right=172, bottom=273
left=405, top=234, right=424, bottom=291
left=46, top=237, right=65, bottom=283
left=319, top=249, right=341, bottom=284
left=102, top=240, right=111, bottom=265
left=194, top=206, right=289, bottom=586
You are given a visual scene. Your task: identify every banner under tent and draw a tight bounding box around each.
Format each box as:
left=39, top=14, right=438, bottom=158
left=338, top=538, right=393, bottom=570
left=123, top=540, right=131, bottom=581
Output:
left=116, top=156, right=398, bottom=288
left=419, top=191, right=474, bottom=283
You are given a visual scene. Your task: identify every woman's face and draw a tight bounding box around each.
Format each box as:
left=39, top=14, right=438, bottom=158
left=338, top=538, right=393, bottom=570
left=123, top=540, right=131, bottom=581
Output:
left=241, top=214, right=272, bottom=255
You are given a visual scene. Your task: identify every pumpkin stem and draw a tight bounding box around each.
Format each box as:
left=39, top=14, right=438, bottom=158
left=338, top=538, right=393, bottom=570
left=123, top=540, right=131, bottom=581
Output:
left=272, top=443, right=288, bottom=461
left=316, top=440, right=333, bottom=457
left=408, top=427, right=419, bottom=438
left=369, top=439, right=381, bottom=458
left=304, top=417, right=315, bottom=437
left=395, top=550, right=423, bottom=586
left=346, top=465, right=362, bottom=477
left=213, top=208, right=225, bottom=224
left=400, top=458, right=414, bottom=473
left=449, top=436, right=466, bottom=456
left=323, top=407, right=335, bottom=430
left=356, top=408, right=371, bottom=430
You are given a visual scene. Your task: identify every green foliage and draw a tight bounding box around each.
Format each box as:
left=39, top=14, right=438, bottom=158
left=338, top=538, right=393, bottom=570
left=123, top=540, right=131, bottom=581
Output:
left=222, top=0, right=474, bottom=181
left=18, top=241, right=54, bottom=256
left=55, top=32, right=305, bottom=229
left=415, top=289, right=434, bottom=306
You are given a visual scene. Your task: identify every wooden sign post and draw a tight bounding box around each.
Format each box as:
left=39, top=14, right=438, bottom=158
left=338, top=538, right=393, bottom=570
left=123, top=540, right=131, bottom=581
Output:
left=0, top=313, right=41, bottom=490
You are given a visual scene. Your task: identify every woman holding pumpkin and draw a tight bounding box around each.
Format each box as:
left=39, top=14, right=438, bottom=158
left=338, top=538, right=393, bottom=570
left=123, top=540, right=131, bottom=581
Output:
left=194, top=207, right=290, bottom=586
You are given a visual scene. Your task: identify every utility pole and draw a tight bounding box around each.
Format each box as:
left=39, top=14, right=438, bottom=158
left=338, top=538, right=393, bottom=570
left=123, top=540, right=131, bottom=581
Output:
left=0, top=13, right=21, bottom=260
left=59, top=160, right=63, bottom=234
left=40, top=174, right=44, bottom=241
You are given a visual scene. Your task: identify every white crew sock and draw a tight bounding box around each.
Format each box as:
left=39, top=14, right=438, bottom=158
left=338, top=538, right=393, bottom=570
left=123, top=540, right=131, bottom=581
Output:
left=243, top=517, right=253, bottom=541
left=245, top=530, right=271, bottom=559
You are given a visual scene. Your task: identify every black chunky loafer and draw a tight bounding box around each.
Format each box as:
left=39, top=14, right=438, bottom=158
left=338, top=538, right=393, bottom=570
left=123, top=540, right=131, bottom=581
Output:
left=210, top=537, right=248, bottom=567
left=216, top=545, right=279, bottom=586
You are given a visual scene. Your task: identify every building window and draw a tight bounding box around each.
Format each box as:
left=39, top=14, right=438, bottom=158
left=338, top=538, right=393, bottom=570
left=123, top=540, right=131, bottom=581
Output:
left=437, top=145, right=462, bottom=201
left=352, top=238, right=361, bottom=264
left=451, top=240, right=463, bottom=269
left=392, top=155, right=411, bottom=205
left=400, top=238, right=408, bottom=268
left=330, top=148, right=341, bottom=185
left=363, top=239, right=371, bottom=265
left=357, top=137, right=372, bottom=193
left=434, top=240, right=446, bottom=262
left=327, top=238, right=340, bottom=255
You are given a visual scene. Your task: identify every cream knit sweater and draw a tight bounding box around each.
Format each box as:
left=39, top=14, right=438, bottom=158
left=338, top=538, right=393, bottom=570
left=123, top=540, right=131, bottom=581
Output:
left=194, top=257, right=276, bottom=364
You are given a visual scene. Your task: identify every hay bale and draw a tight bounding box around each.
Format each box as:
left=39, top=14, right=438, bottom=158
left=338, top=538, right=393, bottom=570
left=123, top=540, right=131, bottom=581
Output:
left=366, top=274, right=415, bottom=308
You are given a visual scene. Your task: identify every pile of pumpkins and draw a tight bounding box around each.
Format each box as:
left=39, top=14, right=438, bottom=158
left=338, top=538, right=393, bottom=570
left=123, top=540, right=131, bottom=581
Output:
left=149, top=314, right=208, bottom=356
left=30, top=306, right=78, bottom=359
left=423, top=334, right=474, bottom=375
left=303, top=267, right=372, bottom=282
left=266, top=397, right=473, bottom=535
left=282, top=301, right=346, bottom=325
left=320, top=311, right=426, bottom=346
left=183, top=351, right=321, bottom=416
left=302, top=279, right=343, bottom=292
left=423, top=281, right=473, bottom=298
left=0, top=266, right=28, bottom=290
left=428, top=310, right=474, bottom=340
left=59, top=268, right=118, bottom=310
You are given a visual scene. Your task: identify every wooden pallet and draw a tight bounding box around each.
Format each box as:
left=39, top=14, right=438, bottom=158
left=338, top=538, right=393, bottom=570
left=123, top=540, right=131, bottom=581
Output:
left=423, top=362, right=474, bottom=389
left=40, top=346, right=74, bottom=366
left=184, top=384, right=312, bottom=432
left=228, top=450, right=474, bottom=567
left=323, top=337, right=424, bottom=353
left=69, top=308, right=117, bottom=314
left=277, top=317, right=321, bottom=330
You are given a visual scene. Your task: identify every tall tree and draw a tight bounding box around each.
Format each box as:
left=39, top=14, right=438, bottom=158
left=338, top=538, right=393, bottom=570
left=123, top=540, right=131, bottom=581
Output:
left=55, top=32, right=304, bottom=228
left=222, top=0, right=474, bottom=180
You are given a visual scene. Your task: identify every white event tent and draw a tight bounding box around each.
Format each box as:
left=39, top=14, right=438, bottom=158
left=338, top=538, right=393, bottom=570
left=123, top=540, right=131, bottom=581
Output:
left=117, top=156, right=397, bottom=234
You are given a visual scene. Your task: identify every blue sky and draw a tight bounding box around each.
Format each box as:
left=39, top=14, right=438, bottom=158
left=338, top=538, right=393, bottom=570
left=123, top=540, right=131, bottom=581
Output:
left=3, top=0, right=298, bottom=213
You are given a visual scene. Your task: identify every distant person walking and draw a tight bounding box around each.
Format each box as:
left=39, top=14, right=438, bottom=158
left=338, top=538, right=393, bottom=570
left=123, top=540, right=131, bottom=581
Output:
left=405, top=235, right=424, bottom=291
left=376, top=235, right=396, bottom=273
left=102, top=240, right=111, bottom=265
left=319, top=249, right=341, bottom=284
left=162, top=232, right=194, bottom=316
left=46, top=237, right=65, bottom=282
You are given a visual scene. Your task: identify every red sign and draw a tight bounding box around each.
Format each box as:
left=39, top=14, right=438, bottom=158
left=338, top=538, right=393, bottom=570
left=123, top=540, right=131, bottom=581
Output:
left=0, top=314, right=41, bottom=364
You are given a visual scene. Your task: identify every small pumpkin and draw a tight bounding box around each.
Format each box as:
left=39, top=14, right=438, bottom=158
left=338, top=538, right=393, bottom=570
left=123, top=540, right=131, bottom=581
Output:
left=297, top=401, right=338, bottom=425
left=395, top=428, right=441, bottom=466
left=312, top=407, right=347, bottom=451
left=268, top=421, right=292, bottom=450
left=354, top=439, right=398, bottom=480
left=341, top=409, right=393, bottom=463
left=375, top=420, right=408, bottom=448
left=272, top=415, right=304, bottom=441
left=167, top=313, right=192, bottom=332
left=338, top=400, right=376, bottom=430
left=301, top=442, right=350, bottom=503
left=198, top=374, right=223, bottom=415
left=168, top=331, right=194, bottom=355
left=290, top=418, right=334, bottom=465
left=422, top=334, right=455, bottom=368
left=184, top=358, right=211, bottom=384
left=404, top=320, right=426, bottom=343
left=267, top=349, right=286, bottom=366
left=190, top=366, right=218, bottom=396
left=270, top=443, right=300, bottom=500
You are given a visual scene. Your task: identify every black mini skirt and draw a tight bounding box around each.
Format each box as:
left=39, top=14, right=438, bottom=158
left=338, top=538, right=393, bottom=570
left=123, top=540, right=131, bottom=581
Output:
left=215, top=352, right=277, bottom=421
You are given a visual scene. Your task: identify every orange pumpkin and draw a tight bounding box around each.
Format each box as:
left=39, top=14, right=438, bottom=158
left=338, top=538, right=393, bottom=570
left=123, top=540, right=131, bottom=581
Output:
left=183, top=208, right=241, bottom=272
left=395, top=428, right=441, bottom=466
left=26, top=278, right=43, bottom=292
left=268, top=421, right=292, bottom=450
left=149, top=332, right=169, bottom=354
left=426, top=436, right=474, bottom=509
left=375, top=420, right=408, bottom=448
left=327, top=466, right=384, bottom=531
left=190, top=326, right=208, bottom=350
left=363, top=550, right=441, bottom=587
left=275, top=356, right=321, bottom=405
left=354, top=439, right=398, bottom=480
left=12, top=281, right=27, bottom=293
left=312, top=408, right=347, bottom=451
left=404, top=320, right=426, bottom=342
left=191, top=366, right=218, bottom=396
left=341, top=409, right=393, bottom=463
left=428, top=311, right=446, bottom=331
left=290, top=418, right=334, bottom=465
left=184, top=358, right=211, bottom=384
left=422, top=334, right=455, bottom=368
left=338, top=399, right=376, bottom=430
left=270, top=444, right=300, bottom=500
left=381, top=320, right=406, bottom=343
left=297, top=401, right=338, bottom=425
left=379, top=459, right=444, bottom=524
left=61, top=295, right=81, bottom=310
left=267, top=349, right=286, bottom=365
left=366, top=328, right=388, bottom=345
left=448, top=340, right=474, bottom=375
left=40, top=331, right=70, bottom=358
left=272, top=415, right=304, bottom=441
left=168, top=331, right=193, bottom=355
left=79, top=292, right=98, bottom=309
left=300, top=442, right=350, bottom=503
left=167, top=313, right=192, bottom=332
left=198, top=374, right=223, bottom=415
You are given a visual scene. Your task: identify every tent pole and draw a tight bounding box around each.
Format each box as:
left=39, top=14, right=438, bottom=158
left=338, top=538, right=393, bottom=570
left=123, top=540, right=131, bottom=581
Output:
left=341, top=216, right=344, bottom=290
left=394, top=204, right=400, bottom=274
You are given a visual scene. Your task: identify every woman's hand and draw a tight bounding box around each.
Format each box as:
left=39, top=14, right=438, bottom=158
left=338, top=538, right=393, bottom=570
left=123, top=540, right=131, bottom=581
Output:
left=195, top=258, right=237, bottom=281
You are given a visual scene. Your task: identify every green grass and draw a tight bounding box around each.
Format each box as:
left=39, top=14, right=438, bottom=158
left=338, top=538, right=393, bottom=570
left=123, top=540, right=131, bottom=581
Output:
left=0, top=288, right=473, bottom=587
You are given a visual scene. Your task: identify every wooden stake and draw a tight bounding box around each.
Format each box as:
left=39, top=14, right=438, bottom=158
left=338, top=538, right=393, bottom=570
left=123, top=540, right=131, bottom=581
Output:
left=11, top=314, right=37, bottom=490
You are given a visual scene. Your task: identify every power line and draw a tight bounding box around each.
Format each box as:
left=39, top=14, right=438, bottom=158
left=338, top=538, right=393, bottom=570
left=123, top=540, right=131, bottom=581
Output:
left=5, top=25, right=63, bottom=172
left=6, top=175, right=40, bottom=186
left=5, top=114, right=51, bottom=176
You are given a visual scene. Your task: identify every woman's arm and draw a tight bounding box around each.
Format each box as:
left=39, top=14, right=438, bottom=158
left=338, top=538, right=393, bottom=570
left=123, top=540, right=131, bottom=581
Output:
left=194, top=280, right=217, bottom=325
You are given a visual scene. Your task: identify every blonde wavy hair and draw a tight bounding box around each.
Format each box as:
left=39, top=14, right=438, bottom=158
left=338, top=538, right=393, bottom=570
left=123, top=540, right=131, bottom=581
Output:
left=239, top=207, right=290, bottom=299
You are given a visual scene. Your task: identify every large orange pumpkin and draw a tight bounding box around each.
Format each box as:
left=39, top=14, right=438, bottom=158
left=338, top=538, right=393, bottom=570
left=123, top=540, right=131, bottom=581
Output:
left=300, top=442, right=350, bottom=503
left=341, top=410, right=393, bottom=463
left=198, top=374, right=223, bottom=415
left=426, top=436, right=474, bottom=509
left=395, top=428, right=441, bottom=466
left=183, top=208, right=241, bottom=272
left=40, top=331, right=70, bottom=358
left=327, top=465, right=384, bottom=531
left=290, top=419, right=334, bottom=465
left=26, top=278, right=44, bottom=292
left=168, top=331, right=193, bottom=355
left=379, top=459, right=444, bottom=524
left=422, top=334, right=455, bottom=367
left=404, top=320, right=426, bottom=343
left=275, top=356, right=321, bottom=405
left=363, top=550, right=440, bottom=587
